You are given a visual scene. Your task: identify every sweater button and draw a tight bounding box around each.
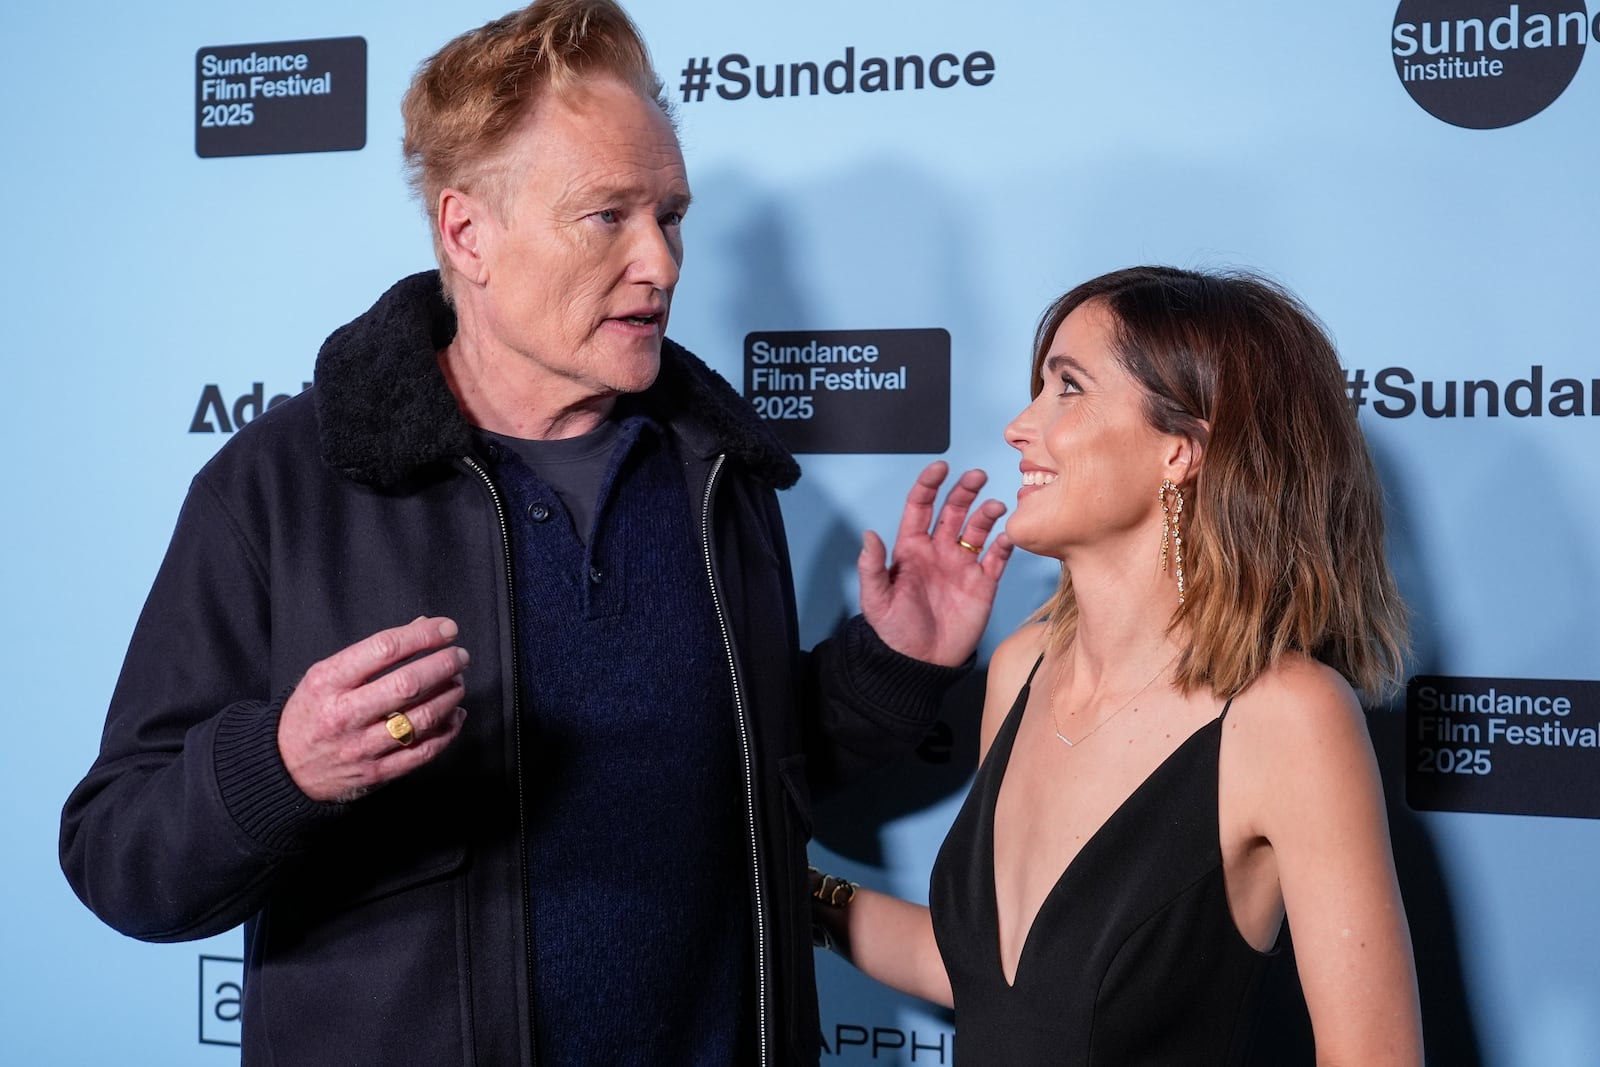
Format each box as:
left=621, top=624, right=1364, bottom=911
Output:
left=527, top=502, right=551, bottom=522
left=589, top=566, right=603, bottom=584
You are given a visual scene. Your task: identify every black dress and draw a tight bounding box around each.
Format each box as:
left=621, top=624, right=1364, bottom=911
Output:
left=929, top=657, right=1277, bottom=1064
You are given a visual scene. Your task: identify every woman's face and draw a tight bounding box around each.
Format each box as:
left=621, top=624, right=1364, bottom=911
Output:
left=1002, top=301, right=1178, bottom=560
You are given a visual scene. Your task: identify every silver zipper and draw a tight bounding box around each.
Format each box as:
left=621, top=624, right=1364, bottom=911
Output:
left=700, top=453, right=771, bottom=1067
left=461, top=454, right=538, bottom=1067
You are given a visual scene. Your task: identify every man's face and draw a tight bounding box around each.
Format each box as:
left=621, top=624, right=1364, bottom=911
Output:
left=464, top=78, right=689, bottom=405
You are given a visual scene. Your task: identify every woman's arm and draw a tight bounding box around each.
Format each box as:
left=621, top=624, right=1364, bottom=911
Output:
left=810, top=873, right=953, bottom=1008
left=1242, top=659, right=1423, bottom=1066
left=806, top=625, right=1050, bottom=1009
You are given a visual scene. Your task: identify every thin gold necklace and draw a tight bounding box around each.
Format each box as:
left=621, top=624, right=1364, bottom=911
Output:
left=1049, top=652, right=1180, bottom=747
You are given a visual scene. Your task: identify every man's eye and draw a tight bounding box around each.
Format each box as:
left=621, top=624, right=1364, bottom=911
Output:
left=595, top=208, right=620, bottom=224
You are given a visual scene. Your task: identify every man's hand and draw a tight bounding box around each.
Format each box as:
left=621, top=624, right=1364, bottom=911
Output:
left=858, top=462, right=1012, bottom=666
left=278, top=616, right=469, bottom=802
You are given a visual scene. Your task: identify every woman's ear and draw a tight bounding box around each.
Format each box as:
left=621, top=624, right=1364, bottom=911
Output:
left=1162, top=422, right=1208, bottom=486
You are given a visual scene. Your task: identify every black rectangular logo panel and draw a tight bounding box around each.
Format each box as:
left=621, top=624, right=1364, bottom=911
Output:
left=1406, top=675, right=1600, bottom=819
left=196, top=37, right=366, bottom=158
left=744, top=328, right=950, bottom=454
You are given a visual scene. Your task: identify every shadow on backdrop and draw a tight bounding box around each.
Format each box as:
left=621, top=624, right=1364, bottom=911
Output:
left=1370, top=435, right=1484, bottom=1067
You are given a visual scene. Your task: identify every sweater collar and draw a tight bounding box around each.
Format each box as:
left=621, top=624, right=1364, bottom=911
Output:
left=314, top=271, right=799, bottom=491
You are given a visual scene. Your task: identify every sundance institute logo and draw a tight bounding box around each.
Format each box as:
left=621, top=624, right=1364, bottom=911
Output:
left=1392, top=1, right=1592, bottom=127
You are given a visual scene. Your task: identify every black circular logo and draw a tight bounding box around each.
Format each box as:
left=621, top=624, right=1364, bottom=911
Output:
left=1393, top=1, right=1591, bottom=127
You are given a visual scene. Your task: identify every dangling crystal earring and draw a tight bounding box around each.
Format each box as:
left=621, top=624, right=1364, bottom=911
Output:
left=1159, top=479, right=1186, bottom=606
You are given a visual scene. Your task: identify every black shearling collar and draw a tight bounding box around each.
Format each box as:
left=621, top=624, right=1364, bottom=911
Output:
left=314, top=271, right=799, bottom=491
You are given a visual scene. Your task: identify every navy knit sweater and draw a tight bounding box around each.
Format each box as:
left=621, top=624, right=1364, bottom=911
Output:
left=488, top=415, right=751, bottom=1064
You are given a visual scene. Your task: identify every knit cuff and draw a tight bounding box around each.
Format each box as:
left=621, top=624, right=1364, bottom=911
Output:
left=213, top=690, right=346, bottom=853
left=840, top=615, right=974, bottom=724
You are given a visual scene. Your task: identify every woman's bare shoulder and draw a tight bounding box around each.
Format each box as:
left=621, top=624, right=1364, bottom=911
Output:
left=989, top=623, right=1050, bottom=681
left=1227, top=654, right=1366, bottom=743
left=1223, top=653, right=1382, bottom=821
left=977, top=623, right=1051, bottom=761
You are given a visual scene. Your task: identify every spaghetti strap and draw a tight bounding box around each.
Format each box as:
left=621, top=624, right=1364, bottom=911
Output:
left=1217, top=697, right=1235, bottom=722
left=1022, top=653, right=1046, bottom=689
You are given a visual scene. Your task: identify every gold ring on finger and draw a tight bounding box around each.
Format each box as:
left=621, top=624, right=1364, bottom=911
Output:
left=386, top=712, right=416, bottom=746
left=957, top=539, right=982, bottom=555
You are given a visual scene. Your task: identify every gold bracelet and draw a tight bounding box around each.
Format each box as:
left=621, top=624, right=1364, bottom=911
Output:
left=807, top=866, right=857, bottom=950
left=807, top=865, right=858, bottom=908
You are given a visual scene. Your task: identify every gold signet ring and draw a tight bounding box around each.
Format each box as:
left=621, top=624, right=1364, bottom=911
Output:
left=386, top=712, right=417, bottom=746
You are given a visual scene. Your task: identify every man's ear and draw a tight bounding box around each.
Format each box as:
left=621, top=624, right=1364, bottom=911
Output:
left=437, top=188, right=488, bottom=286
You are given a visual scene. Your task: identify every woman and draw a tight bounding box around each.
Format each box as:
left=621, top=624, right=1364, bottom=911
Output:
left=811, top=266, right=1423, bottom=1064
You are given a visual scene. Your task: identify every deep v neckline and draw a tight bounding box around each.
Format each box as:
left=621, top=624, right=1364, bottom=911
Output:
left=988, top=659, right=1225, bottom=990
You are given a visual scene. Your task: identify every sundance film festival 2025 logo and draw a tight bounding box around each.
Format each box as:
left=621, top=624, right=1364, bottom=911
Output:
left=744, top=329, right=950, bottom=454
left=196, top=37, right=366, bottom=157
left=1392, top=2, right=1593, bottom=127
left=1407, top=676, right=1600, bottom=819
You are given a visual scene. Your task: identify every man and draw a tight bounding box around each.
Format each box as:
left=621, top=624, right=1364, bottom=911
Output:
left=60, top=1, right=1011, bottom=1063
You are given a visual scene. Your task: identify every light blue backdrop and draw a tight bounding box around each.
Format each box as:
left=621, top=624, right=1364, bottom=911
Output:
left=2, top=2, right=1595, bottom=1063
